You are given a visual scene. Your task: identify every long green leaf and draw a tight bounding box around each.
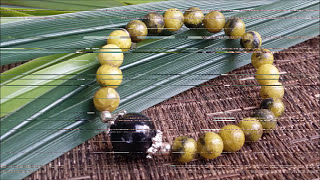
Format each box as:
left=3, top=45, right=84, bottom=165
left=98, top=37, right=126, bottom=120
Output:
left=1, top=1, right=319, bottom=179
left=2, top=8, right=74, bottom=16
left=0, top=7, right=30, bottom=17
left=1, top=0, right=125, bottom=11
left=0, top=53, right=71, bottom=85
left=0, top=17, right=25, bottom=24
left=0, top=53, right=96, bottom=117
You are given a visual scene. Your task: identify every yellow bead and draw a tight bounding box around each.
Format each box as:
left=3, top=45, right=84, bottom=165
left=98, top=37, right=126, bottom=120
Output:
left=219, top=125, right=245, bottom=152
left=203, top=11, right=225, bottom=33
left=164, top=8, right=184, bottom=31
left=260, top=81, right=284, bottom=100
left=238, top=117, right=263, bottom=142
left=96, top=64, right=123, bottom=88
left=125, top=20, right=148, bottom=43
left=171, top=136, right=197, bottom=163
left=98, top=44, right=123, bottom=67
left=224, top=18, right=246, bottom=39
left=107, top=30, right=132, bottom=52
left=183, top=7, right=204, bottom=28
left=240, top=31, right=262, bottom=50
left=270, top=99, right=285, bottom=117
left=93, top=87, right=120, bottom=112
left=255, top=64, right=280, bottom=85
left=251, top=48, right=274, bottom=69
left=197, top=132, right=223, bottom=160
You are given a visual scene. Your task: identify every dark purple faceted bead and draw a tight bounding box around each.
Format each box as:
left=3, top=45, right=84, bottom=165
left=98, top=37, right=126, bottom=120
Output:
left=110, top=113, right=156, bottom=154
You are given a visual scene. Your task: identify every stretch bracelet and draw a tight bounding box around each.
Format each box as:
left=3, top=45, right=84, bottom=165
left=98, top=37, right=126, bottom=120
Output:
left=92, top=7, right=285, bottom=163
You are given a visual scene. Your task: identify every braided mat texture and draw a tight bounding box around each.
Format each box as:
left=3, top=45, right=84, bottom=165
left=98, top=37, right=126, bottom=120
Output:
left=21, top=37, right=319, bottom=180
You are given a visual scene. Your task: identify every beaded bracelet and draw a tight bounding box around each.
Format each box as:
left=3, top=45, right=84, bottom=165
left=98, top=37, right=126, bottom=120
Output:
left=93, top=7, right=285, bottom=163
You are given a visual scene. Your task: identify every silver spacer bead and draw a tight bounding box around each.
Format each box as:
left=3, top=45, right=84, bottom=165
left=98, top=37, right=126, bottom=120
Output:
left=100, top=110, right=127, bottom=133
left=146, top=130, right=163, bottom=159
left=159, top=142, right=171, bottom=156
left=99, top=111, right=113, bottom=123
left=146, top=130, right=171, bottom=159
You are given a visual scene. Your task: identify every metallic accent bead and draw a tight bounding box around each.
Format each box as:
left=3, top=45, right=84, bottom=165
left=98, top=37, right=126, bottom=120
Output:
left=159, top=142, right=171, bottom=156
left=100, top=111, right=113, bottom=123
left=146, top=130, right=163, bottom=159
left=100, top=110, right=127, bottom=133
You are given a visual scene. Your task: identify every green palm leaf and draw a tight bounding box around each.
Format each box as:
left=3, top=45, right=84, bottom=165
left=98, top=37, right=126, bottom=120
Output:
left=1, top=0, right=319, bottom=179
left=0, top=1, right=273, bottom=65
left=1, top=0, right=125, bottom=10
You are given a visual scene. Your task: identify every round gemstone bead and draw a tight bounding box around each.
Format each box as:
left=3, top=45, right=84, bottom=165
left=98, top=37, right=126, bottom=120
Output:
left=110, top=113, right=157, bottom=154
left=96, top=64, right=123, bottom=88
left=171, top=136, right=197, bottom=163
left=255, top=64, right=280, bottom=85
left=224, top=18, right=246, bottom=39
left=238, top=117, right=263, bottom=142
left=251, top=48, right=274, bottom=69
left=219, top=125, right=245, bottom=152
left=197, top=132, right=223, bottom=160
left=203, top=11, right=225, bottom=33
left=184, top=7, right=204, bottom=28
left=260, top=98, right=285, bottom=117
left=240, top=31, right=262, bottom=50
left=260, top=81, right=284, bottom=100
left=253, top=109, right=277, bottom=132
left=93, top=87, right=120, bottom=112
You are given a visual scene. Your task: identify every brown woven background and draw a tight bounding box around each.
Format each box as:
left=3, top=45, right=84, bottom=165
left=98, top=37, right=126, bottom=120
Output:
left=4, top=37, right=318, bottom=179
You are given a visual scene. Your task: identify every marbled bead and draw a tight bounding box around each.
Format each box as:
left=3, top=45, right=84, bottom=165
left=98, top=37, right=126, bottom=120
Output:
left=251, top=48, right=274, bottom=69
left=240, top=31, right=262, bottom=50
left=107, top=30, right=132, bottom=52
left=224, top=18, right=246, bottom=39
left=125, top=20, right=148, bottom=43
left=184, top=7, right=204, bottom=28
left=143, top=12, right=164, bottom=35
left=219, top=125, right=245, bottom=152
left=197, top=132, right=223, bottom=160
left=260, top=98, right=285, bottom=117
left=171, top=136, right=197, bottom=163
left=253, top=109, right=277, bottom=132
left=238, top=117, right=263, bottom=142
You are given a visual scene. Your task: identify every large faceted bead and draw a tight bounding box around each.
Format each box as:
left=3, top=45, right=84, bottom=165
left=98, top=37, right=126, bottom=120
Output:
left=110, top=113, right=157, bottom=154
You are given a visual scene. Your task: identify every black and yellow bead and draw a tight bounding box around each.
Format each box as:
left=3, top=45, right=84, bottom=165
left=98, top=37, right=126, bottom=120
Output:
left=197, top=132, right=223, bottom=160
left=238, top=117, right=263, bottom=142
left=260, top=98, right=285, bottom=117
left=171, top=136, right=197, bottom=163
left=253, top=109, right=277, bottom=132
left=219, top=125, right=245, bottom=152
left=163, top=8, right=184, bottom=32
left=125, top=20, right=148, bottom=43
left=251, top=48, right=274, bottom=69
left=203, top=11, right=225, bottom=33
left=143, top=12, right=165, bottom=35
left=224, top=18, right=246, bottom=39
left=260, top=81, right=284, bottom=100
left=240, top=31, right=262, bottom=50
left=183, top=7, right=204, bottom=28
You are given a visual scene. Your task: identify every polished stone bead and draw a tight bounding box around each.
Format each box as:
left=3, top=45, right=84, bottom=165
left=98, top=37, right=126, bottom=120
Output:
left=110, top=113, right=156, bottom=154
